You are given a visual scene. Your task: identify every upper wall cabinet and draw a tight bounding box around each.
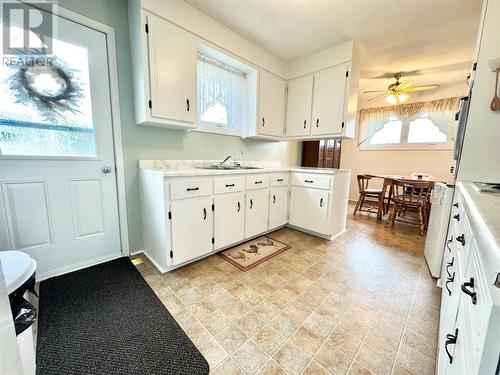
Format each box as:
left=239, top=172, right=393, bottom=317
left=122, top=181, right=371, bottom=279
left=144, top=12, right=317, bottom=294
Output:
left=286, top=75, right=313, bottom=137
left=129, top=6, right=197, bottom=129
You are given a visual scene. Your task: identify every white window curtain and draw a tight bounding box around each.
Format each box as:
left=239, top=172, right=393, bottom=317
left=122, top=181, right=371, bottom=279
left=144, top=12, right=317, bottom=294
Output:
left=358, top=97, right=460, bottom=145
left=197, top=53, right=247, bottom=131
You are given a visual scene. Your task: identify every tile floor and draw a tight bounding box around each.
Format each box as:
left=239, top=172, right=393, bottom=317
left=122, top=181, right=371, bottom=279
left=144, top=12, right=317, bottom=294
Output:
left=134, top=206, right=441, bottom=375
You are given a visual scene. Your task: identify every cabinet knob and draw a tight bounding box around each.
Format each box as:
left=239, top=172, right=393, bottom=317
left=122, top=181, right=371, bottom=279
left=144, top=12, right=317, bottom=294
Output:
left=316, top=118, right=319, bottom=127
left=249, top=199, right=253, bottom=209
left=237, top=201, right=240, bottom=212
left=453, top=214, right=460, bottom=221
left=445, top=329, right=458, bottom=364
left=186, top=99, right=190, bottom=112
left=225, top=184, right=235, bottom=188
left=453, top=202, right=459, bottom=208
left=186, top=187, right=199, bottom=192
left=456, top=234, right=465, bottom=246
left=262, top=117, right=265, bottom=127
left=461, top=278, right=477, bottom=304
left=320, top=198, right=323, bottom=207
left=303, top=120, right=306, bottom=129
left=203, top=208, right=207, bottom=220
left=304, top=180, right=313, bottom=183
left=273, top=195, right=276, bottom=204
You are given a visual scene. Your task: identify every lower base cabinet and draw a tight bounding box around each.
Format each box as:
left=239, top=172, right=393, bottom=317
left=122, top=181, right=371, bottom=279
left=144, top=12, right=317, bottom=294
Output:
left=289, top=186, right=329, bottom=234
left=245, top=189, right=269, bottom=238
left=269, top=186, right=288, bottom=230
left=170, top=196, right=213, bottom=265
left=214, top=192, right=245, bottom=250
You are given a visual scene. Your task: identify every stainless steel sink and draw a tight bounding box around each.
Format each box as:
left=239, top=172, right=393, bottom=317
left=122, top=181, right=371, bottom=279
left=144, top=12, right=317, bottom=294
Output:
left=196, top=165, right=262, bottom=170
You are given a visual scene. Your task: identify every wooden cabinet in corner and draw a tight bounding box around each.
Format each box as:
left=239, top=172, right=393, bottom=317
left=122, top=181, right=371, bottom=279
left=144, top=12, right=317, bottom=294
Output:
left=129, top=3, right=197, bottom=129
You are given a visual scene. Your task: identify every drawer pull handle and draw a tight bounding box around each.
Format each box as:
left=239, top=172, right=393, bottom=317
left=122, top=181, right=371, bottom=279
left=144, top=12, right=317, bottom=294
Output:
left=304, top=180, right=313, bottom=183
left=320, top=198, right=323, bottom=207
left=255, top=181, right=263, bottom=184
left=316, top=118, right=319, bottom=127
left=277, top=179, right=284, bottom=182
left=250, top=199, right=253, bottom=209
left=453, top=202, right=459, bottom=208
left=461, top=278, right=477, bottom=304
left=453, top=214, right=460, bottom=221
left=237, top=201, right=240, bottom=212
left=456, top=234, right=465, bottom=246
left=445, top=272, right=455, bottom=296
left=187, top=187, right=199, bottom=192
left=273, top=195, right=276, bottom=204
left=203, top=208, right=207, bottom=220
left=445, top=328, right=458, bottom=364
left=446, top=257, right=454, bottom=278
left=225, top=184, right=235, bottom=187
left=262, top=117, right=265, bottom=127
left=446, top=237, right=453, bottom=252
left=186, top=99, right=190, bottom=112
left=303, top=120, right=306, bottom=129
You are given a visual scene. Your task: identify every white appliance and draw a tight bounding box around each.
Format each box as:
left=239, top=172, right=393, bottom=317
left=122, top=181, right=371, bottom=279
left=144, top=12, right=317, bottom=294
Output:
left=424, top=182, right=454, bottom=278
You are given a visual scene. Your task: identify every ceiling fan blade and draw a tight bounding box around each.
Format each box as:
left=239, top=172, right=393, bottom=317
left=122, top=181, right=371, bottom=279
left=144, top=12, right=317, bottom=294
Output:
left=363, top=90, right=386, bottom=93
left=396, top=80, right=414, bottom=90
left=406, top=84, right=440, bottom=92
left=367, top=93, right=387, bottom=101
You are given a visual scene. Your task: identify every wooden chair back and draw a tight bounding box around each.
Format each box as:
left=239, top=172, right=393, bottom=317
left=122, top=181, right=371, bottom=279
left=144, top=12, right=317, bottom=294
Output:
left=392, top=179, right=434, bottom=205
left=356, top=175, right=371, bottom=193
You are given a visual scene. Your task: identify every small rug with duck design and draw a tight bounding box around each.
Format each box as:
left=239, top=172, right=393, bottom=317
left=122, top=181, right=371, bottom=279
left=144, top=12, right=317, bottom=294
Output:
left=219, top=236, right=290, bottom=271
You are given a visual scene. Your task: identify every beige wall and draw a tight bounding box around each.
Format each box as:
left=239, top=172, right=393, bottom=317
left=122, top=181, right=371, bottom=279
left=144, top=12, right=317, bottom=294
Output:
left=340, top=138, right=455, bottom=200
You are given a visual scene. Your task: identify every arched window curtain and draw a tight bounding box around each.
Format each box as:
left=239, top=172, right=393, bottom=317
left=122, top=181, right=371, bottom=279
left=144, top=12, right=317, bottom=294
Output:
left=197, top=53, right=247, bottom=130
left=358, top=97, right=460, bottom=145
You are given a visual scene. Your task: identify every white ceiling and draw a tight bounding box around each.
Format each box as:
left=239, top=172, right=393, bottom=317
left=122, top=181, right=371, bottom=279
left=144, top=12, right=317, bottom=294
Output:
left=184, top=0, right=483, bottom=107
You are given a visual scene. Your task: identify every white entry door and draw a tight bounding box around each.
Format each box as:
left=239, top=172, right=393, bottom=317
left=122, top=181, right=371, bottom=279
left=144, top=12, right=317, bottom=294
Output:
left=0, top=9, right=121, bottom=277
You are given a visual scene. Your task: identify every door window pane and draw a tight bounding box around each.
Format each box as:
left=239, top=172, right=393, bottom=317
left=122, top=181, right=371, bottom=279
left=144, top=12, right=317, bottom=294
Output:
left=0, top=32, right=96, bottom=157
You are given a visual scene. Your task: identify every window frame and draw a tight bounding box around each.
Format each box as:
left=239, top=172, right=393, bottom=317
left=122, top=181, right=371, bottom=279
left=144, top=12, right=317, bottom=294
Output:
left=359, top=113, right=454, bottom=151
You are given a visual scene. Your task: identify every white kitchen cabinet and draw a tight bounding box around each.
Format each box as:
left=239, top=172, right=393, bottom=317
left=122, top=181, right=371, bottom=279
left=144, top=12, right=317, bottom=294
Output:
left=269, top=186, right=288, bottom=230
left=128, top=4, right=197, bottom=129
left=258, top=70, right=286, bottom=137
left=214, top=192, right=245, bottom=250
left=289, top=186, right=329, bottom=234
left=285, top=75, right=313, bottom=137
left=310, top=64, right=348, bottom=136
left=245, top=189, right=270, bottom=238
left=170, top=196, right=213, bottom=266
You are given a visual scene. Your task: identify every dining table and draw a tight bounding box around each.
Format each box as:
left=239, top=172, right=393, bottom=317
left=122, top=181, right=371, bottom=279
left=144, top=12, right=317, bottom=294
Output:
left=365, top=174, right=455, bottom=221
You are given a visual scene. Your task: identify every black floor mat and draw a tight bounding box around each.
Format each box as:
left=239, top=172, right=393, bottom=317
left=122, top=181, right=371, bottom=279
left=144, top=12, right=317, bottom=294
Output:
left=36, top=257, right=209, bottom=375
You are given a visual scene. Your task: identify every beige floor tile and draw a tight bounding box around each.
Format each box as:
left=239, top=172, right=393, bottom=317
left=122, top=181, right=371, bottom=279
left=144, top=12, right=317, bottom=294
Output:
left=354, top=343, right=394, bottom=375
left=347, top=362, right=374, bottom=375
left=232, top=340, right=270, bottom=375
left=238, top=290, right=264, bottom=308
left=327, top=327, right=362, bottom=358
left=265, top=274, right=289, bottom=289
left=273, top=341, right=311, bottom=375
left=253, top=300, right=282, bottom=322
left=210, top=289, right=236, bottom=308
left=215, top=323, right=248, bottom=354
left=185, top=321, right=212, bottom=348
left=198, top=337, right=228, bottom=369
left=269, top=312, right=300, bottom=337
left=392, top=363, right=418, bottom=375
left=401, top=329, right=437, bottom=360
left=302, top=360, right=330, bottom=375
left=154, top=286, right=174, bottom=302
left=162, top=296, right=185, bottom=315
left=177, top=285, right=205, bottom=306
left=253, top=324, right=286, bottom=355
left=396, top=344, right=435, bottom=375
left=267, top=289, right=293, bottom=310
left=256, top=359, right=287, bottom=375
left=235, top=311, right=266, bottom=336
left=282, top=301, right=311, bottom=323
left=211, top=358, right=244, bottom=375
left=364, top=325, right=401, bottom=359
left=189, top=298, right=218, bottom=320
left=201, top=309, right=233, bottom=335
left=296, top=292, right=323, bottom=310
left=290, top=326, right=323, bottom=357
left=172, top=307, right=198, bottom=330
left=315, top=301, right=344, bottom=323
left=303, top=312, right=335, bottom=339
left=222, top=299, right=250, bottom=320
left=314, top=342, right=352, bottom=375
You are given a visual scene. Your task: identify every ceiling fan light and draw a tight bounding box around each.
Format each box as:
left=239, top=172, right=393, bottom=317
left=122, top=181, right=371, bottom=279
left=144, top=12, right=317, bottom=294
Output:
left=385, top=94, right=397, bottom=105
left=398, top=93, right=409, bottom=102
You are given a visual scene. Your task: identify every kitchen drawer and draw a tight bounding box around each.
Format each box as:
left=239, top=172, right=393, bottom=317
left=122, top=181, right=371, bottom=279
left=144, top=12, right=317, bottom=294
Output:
left=291, top=173, right=331, bottom=190
left=214, top=176, right=245, bottom=194
left=170, top=179, right=213, bottom=200
left=270, top=173, right=289, bottom=186
left=246, top=174, right=270, bottom=190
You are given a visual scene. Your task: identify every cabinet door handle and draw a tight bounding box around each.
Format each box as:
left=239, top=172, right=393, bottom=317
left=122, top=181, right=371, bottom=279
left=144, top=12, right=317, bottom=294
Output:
left=186, top=99, right=190, bottom=112
left=237, top=201, right=240, bottom=212
left=446, top=236, right=453, bottom=252
left=277, top=179, right=284, bottom=182
left=225, top=184, right=235, bottom=187
left=446, top=257, right=454, bottom=278
left=203, top=208, right=207, bottom=220
left=453, top=214, right=460, bottom=221
left=320, top=198, right=323, bottom=207
left=445, top=329, right=458, bottom=364
left=273, top=195, right=276, bottom=204
left=303, top=120, right=306, bottom=129
left=316, top=118, right=319, bottom=127
left=453, top=202, right=459, bottom=208
left=461, top=277, right=477, bottom=304
left=250, top=199, right=253, bottom=209
left=187, top=187, right=199, bottom=192
left=262, top=117, right=265, bottom=127
left=255, top=181, right=263, bottom=184
left=456, top=234, right=465, bottom=246
left=304, top=180, right=313, bottom=183
left=445, top=272, right=455, bottom=296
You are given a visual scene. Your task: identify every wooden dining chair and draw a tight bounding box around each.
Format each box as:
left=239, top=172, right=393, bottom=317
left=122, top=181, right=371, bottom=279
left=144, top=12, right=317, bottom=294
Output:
left=384, top=179, right=434, bottom=234
left=353, top=175, right=384, bottom=217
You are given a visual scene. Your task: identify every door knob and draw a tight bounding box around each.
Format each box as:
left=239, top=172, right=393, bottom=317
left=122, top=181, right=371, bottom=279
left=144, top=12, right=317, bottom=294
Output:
left=101, top=166, right=112, bottom=174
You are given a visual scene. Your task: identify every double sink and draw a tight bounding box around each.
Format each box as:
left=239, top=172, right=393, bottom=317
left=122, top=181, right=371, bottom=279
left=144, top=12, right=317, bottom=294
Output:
left=197, top=165, right=262, bottom=170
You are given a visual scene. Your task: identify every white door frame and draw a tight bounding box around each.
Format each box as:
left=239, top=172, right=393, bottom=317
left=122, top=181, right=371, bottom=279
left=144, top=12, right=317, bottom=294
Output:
left=21, top=1, right=130, bottom=257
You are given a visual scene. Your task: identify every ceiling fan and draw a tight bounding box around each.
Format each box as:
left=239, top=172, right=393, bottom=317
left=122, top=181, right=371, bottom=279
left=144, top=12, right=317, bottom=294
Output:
left=364, top=73, right=440, bottom=105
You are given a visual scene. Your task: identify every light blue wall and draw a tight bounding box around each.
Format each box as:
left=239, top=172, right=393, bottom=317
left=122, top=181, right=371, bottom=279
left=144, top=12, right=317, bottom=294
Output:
left=54, top=0, right=301, bottom=252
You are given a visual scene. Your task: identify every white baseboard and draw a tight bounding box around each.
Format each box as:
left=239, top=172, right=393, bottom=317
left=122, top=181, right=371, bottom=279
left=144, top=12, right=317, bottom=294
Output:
left=36, top=252, right=123, bottom=281
left=285, top=224, right=347, bottom=240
